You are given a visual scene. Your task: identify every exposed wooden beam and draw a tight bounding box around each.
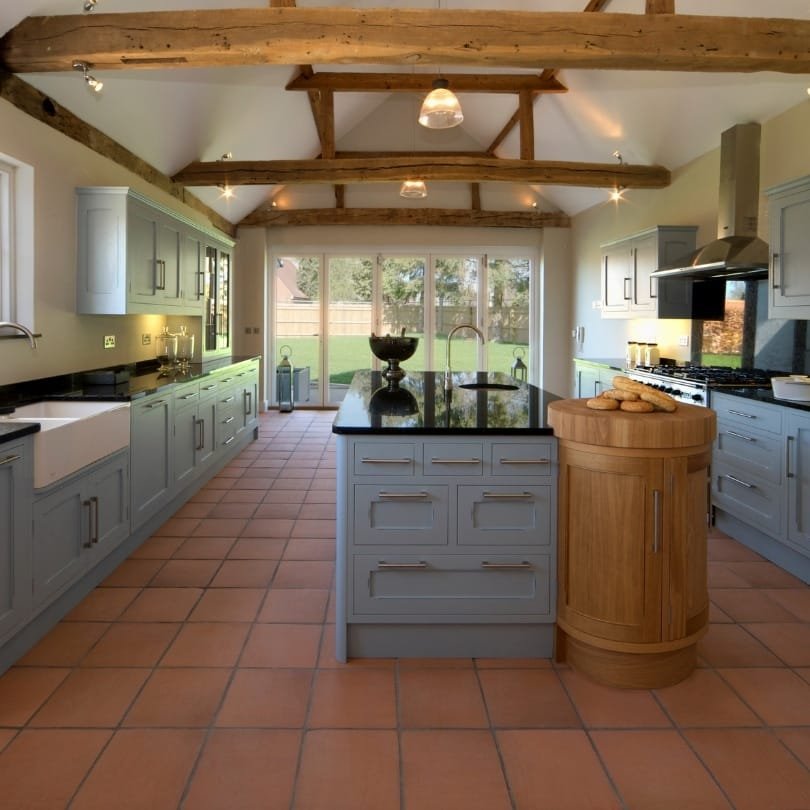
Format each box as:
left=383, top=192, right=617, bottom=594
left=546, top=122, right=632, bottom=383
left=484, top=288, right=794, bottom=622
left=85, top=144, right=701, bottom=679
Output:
left=286, top=72, right=567, bottom=94
left=336, top=151, right=489, bottom=159
left=3, top=10, right=810, bottom=74
left=269, top=0, right=296, bottom=6
left=308, top=88, right=334, bottom=158
left=174, top=156, right=670, bottom=189
left=0, top=71, right=236, bottom=237
left=334, top=185, right=345, bottom=209
left=646, top=0, right=675, bottom=12
left=519, top=91, right=534, bottom=161
left=471, top=184, right=481, bottom=211
left=239, top=207, right=570, bottom=229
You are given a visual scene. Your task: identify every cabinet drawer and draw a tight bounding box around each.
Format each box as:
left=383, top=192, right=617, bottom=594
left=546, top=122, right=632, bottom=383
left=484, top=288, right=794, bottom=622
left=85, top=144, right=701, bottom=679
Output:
left=713, top=463, right=783, bottom=539
left=353, top=484, right=448, bottom=545
left=491, top=441, right=555, bottom=477
left=353, top=442, right=415, bottom=476
left=712, top=394, right=783, bottom=435
left=198, top=379, right=221, bottom=398
left=423, top=443, right=483, bottom=476
left=715, top=422, right=783, bottom=484
left=173, top=381, right=200, bottom=408
left=457, top=485, right=552, bottom=546
left=352, top=553, right=551, bottom=617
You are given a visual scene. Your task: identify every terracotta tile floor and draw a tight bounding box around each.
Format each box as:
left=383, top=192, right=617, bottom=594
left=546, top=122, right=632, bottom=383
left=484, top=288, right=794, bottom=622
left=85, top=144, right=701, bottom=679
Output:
left=1, top=409, right=809, bottom=809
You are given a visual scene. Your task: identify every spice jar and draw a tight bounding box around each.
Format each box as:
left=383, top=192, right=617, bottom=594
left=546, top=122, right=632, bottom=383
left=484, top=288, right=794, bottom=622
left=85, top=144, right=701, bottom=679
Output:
left=644, top=342, right=660, bottom=366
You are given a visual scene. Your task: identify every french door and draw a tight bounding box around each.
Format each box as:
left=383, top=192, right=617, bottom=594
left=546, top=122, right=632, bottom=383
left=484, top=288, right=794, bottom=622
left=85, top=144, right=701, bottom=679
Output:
left=271, top=252, right=533, bottom=407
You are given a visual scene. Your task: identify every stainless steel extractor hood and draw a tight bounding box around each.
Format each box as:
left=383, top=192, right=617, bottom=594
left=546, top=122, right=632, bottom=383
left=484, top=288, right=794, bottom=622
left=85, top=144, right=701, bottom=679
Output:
left=653, top=123, right=769, bottom=280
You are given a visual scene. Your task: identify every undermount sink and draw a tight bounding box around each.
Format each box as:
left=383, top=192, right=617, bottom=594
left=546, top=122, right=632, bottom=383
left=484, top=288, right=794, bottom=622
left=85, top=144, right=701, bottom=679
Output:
left=1, top=400, right=131, bottom=488
left=458, top=382, right=519, bottom=391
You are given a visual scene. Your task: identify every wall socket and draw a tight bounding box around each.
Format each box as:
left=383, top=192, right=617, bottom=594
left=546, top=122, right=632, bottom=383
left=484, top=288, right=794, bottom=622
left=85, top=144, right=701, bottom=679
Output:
left=142, top=333, right=151, bottom=346
left=103, top=335, right=116, bottom=349
left=678, top=335, right=689, bottom=347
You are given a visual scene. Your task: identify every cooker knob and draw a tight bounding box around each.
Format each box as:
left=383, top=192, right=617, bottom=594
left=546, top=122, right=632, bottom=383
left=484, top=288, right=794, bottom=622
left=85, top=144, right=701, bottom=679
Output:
left=691, top=393, right=704, bottom=403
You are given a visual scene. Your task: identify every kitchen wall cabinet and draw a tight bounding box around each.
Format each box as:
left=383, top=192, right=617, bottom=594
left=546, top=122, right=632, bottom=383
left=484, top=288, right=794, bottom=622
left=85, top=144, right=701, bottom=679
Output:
left=76, top=187, right=233, bottom=318
left=600, top=226, right=697, bottom=319
left=203, top=243, right=232, bottom=357
left=336, top=434, right=557, bottom=660
left=0, top=439, right=33, bottom=642
left=767, top=177, right=810, bottom=319
left=573, top=359, right=619, bottom=398
left=33, top=449, right=129, bottom=609
left=711, top=392, right=810, bottom=579
left=549, top=398, right=715, bottom=687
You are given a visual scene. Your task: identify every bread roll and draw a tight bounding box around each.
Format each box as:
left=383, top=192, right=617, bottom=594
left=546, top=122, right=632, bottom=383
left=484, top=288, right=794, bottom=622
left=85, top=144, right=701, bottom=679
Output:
left=620, top=399, right=655, bottom=413
left=602, top=388, right=640, bottom=401
left=586, top=396, right=619, bottom=410
left=640, top=390, right=678, bottom=412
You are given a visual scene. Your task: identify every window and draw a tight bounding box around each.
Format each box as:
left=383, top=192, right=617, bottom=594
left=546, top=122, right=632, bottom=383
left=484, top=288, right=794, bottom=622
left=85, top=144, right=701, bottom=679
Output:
left=0, top=153, right=34, bottom=328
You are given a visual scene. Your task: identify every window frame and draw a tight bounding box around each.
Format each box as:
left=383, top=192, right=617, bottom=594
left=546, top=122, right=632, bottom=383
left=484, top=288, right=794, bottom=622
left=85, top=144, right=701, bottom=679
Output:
left=0, top=153, right=34, bottom=330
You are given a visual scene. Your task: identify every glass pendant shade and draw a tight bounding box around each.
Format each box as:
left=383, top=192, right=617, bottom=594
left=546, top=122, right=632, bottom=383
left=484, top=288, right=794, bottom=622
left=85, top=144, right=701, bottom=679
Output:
left=418, top=79, right=463, bottom=129
left=399, top=180, right=428, bottom=198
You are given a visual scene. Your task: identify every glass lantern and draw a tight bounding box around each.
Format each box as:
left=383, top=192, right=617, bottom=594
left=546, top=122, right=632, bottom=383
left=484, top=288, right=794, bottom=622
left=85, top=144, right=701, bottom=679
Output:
left=276, top=345, right=294, bottom=413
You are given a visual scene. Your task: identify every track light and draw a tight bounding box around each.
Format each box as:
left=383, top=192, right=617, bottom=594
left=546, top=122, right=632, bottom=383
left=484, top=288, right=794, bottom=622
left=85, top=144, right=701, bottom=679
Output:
left=610, top=151, right=625, bottom=201
left=72, top=60, right=103, bottom=93
left=218, top=184, right=235, bottom=200
left=82, top=0, right=97, bottom=10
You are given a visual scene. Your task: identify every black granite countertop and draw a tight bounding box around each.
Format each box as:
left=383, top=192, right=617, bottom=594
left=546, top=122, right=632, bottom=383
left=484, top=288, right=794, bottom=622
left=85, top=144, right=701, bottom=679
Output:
left=713, top=386, right=810, bottom=413
left=0, top=421, right=40, bottom=447
left=573, top=357, right=626, bottom=371
left=332, top=370, right=562, bottom=434
left=0, top=355, right=260, bottom=407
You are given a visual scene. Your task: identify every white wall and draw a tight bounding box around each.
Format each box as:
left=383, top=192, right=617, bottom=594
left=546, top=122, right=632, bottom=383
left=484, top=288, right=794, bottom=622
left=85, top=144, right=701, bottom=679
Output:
left=0, top=99, right=227, bottom=387
left=568, top=99, right=810, bottom=395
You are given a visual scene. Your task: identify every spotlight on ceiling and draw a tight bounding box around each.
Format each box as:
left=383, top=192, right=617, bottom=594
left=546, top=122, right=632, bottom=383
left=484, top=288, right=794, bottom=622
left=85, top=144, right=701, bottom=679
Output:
left=72, top=60, right=103, bottom=93
left=418, top=79, right=463, bottom=130
left=82, top=0, right=97, bottom=11
left=399, top=180, right=428, bottom=199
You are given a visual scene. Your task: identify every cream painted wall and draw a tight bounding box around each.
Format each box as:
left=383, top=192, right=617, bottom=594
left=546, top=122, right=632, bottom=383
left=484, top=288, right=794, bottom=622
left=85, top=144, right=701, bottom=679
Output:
left=568, top=99, right=810, bottom=397
left=0, top=99, right=227, bottom=387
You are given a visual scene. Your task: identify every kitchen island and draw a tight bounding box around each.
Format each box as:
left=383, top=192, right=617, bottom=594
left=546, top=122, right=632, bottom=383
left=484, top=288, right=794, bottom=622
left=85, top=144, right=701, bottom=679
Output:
left=332, top=370, right=562, bottom=661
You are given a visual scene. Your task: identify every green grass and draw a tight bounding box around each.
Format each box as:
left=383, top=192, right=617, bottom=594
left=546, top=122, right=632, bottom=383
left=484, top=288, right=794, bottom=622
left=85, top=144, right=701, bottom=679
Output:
left=275, top=335, right=529, bottom=384
left=699, top=354, right=742, bottom=368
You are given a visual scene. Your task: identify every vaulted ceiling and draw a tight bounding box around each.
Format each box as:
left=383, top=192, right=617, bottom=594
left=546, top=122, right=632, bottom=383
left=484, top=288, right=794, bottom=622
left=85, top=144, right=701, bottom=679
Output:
left=2, top=0, right=810, bottom=232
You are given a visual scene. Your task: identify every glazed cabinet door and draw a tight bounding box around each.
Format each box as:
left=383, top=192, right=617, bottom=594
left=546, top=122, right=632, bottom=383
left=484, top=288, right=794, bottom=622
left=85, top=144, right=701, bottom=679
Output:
left=769, top=183, right=810, bottom=318
left=557, top=446, right=663, bottom=643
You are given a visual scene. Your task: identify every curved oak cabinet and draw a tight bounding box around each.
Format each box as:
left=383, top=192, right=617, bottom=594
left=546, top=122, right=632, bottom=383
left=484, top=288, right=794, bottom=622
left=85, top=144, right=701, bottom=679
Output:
left=548, top=399, right=716, bottom=688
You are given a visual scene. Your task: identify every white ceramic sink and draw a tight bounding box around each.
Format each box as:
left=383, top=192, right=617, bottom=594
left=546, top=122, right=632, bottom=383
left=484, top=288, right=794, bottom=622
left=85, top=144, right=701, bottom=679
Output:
left=0, top=400, right=131, bottom=488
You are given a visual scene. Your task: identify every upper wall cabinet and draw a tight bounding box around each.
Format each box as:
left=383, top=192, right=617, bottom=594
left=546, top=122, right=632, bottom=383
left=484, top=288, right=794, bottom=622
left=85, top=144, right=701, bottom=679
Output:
left=767, top=177, right=810, bottom=320
left=76, top=187, right=233, bottom=316
left=600, top=226, right=697, bottom=320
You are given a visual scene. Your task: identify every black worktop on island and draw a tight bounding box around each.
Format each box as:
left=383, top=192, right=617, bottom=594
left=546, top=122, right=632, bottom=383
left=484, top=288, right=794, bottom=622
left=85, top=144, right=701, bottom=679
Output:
left=332, top=370, right=562, bottom=434
left=0, top=355, right=260, bottom=408
left=0, top=421, right=40, bottom=446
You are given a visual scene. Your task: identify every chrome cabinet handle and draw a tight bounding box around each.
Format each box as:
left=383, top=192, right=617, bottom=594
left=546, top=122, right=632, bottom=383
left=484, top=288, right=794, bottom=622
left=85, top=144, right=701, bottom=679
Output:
left=195, top=417, right=205, bottom=451
left=223, top=416, right=235, bottom=424
left=786, top=435, right=795, bottom=479
left=623, top=277, right=632, bottom=301
left=361, top=457, right=412, bottom=464
left=0, top=454, right=21, bottom=467
left=652, top=489, right=662, bottom=553
left=196, top=268, right=205, bottom=299
left=772, top=252, right=780, bottom=289
left=482, top=491, right=533, bottom=499
left=222, top=396, right=235, bottom=403
left=146, top=400, right=167, bottom=409
left=499, top=458, right=550, bottom=465
left=481, top=561, right=533, bottom=570
left=720, top=473, right=755, bottom=489
left=155, top=259, right=166, bottom=290
left=181, top=392, right=197, bottom=400
left=726, top=430, right=756, bottom=442
left=728, top=409, right=756, bottom=419
left=202, top=384, right=217, bottom=391
left=90, top=496, right=99, bottom=544
left=649, top=274, right=658, bottom=300
left=430, top=457, right=481, bottom=464
left=82, top=500, right=93, bottom=548
left=378, top=491, right=429, bottom=500
left=244, top=390, right=252, bottom=416
left=376, top=561, right=428, bottom=570
left=224, top=436, right=235, bottom=445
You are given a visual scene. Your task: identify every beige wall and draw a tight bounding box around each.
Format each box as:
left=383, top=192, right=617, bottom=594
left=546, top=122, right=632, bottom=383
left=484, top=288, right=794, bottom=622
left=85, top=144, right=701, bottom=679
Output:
left=568, top=100, right=810, bottom=395
left=0, top=99, right=226, bottom=387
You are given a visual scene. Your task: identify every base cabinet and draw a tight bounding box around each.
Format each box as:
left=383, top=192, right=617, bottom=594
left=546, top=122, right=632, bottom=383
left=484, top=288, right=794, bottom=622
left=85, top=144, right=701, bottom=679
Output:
left=0, top=440, right=33, bottom=642
left=549, top=399, right=715, bottom=688
left=131, top=393, right=174, bottom=530
left=33, top=450, right=129, bottom=609
left=787, top=411, right=810, bottom=551
left=336, top=434, right=557, bottom=660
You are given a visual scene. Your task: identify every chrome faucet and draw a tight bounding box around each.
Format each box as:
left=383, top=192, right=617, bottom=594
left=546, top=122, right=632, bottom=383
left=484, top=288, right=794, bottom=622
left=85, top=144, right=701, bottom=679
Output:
left=444, top=323, right=484, bottom=391
left=0, top=321, right=37, bottom=349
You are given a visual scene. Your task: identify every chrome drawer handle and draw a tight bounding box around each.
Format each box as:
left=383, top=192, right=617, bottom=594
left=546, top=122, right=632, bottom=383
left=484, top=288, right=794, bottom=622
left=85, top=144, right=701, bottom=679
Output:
left=378, top=491, right=429, bottom=500
left=430, top=457, right=481, bottom=464
left=361, top=457, right=412, bottom=464
left=181, top=392, right=197, bottom=400
left=726, top=430, right=756, bottom=442
left=202, top=384, right=217, bottom=391
left=482, top=491, right=533, bottom=499
left=377, top=561, right=428, bottom=570
left=728, top=409, right=756, bottom=420
left=498, top=457, right=550, bottom=465
left=222, top=396, right=235, bottom=403
left=224, top=436, right=235, bottom=445
left=786, top=435, right=795, bottom=479
left=0, top=454, right=21, bottom=466
left=721, top=473, right=755, bottom=489
left=146, top=400, right=167, bottom=408
left=481, top=561, right=533, bottom=570
left=223, top=416, right=235, bottom=424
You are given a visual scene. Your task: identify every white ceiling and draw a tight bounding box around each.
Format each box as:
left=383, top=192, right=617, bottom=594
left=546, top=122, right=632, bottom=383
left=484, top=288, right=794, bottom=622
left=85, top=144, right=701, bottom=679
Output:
left=3, top=0, right=810, bottom=223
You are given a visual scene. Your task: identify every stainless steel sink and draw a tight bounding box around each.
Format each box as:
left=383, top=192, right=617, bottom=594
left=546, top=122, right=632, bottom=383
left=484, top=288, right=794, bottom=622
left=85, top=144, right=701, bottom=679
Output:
left=458, top=382, right=519, bottom=391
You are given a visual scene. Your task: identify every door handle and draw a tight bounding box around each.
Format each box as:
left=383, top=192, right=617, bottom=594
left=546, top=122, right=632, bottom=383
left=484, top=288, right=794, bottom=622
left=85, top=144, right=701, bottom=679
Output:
left=244, top=390, right=252, bottom=416
left=376, top=561, right=428, bottom=570
left=0, top=454, right=21, bottom=466
left=482, top=491, right=533, bottom=499
left=772, top=252, right=780, bottom=289
left=82, top=499, right=94, bottom=548
left=90, top=496, right=99, bottom=544
left=480, top=561, right=533, bottom=569
left=195, top=417, right=205, bottom=451
left=155, top=259, right=166, bottom=291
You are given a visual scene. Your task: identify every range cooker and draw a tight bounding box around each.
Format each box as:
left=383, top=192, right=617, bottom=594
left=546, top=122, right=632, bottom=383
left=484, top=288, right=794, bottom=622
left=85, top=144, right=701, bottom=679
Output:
left=625, top=365, right=784, bottom=407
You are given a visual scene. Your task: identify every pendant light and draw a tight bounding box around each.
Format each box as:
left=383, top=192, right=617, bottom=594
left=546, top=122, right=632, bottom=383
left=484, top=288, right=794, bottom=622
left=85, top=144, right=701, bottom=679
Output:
left=399, top=179, right=428, bottom=199
left=418, top=78, right=463, bottom=129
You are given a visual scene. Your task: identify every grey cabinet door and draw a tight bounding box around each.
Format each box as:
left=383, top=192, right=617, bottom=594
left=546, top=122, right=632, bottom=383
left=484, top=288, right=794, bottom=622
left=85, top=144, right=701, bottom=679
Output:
left=770, top=185, right=810, bottom=318
left=173, top=402, right=198, bottom=488
left=457, top=484, right=553, bottom=546
left=787, top=411, right=810, bottom=551
left=353, top=484, right=449, bottom=546
left=126, top=199, right=158, bottom=302
left=131, top=395, right=173, bottom=529
left=86, top=452, right=130, bottom=565
left=0, top=441, right=33, bottom=640
left=33, top=477, right=87, bottom=608
left=197, top=395, right=218, bottom=469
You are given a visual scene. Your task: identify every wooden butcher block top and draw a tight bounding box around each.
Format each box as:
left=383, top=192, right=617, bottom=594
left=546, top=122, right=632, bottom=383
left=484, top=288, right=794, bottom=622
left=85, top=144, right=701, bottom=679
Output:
left=547, top=398, right=716, bottom=449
